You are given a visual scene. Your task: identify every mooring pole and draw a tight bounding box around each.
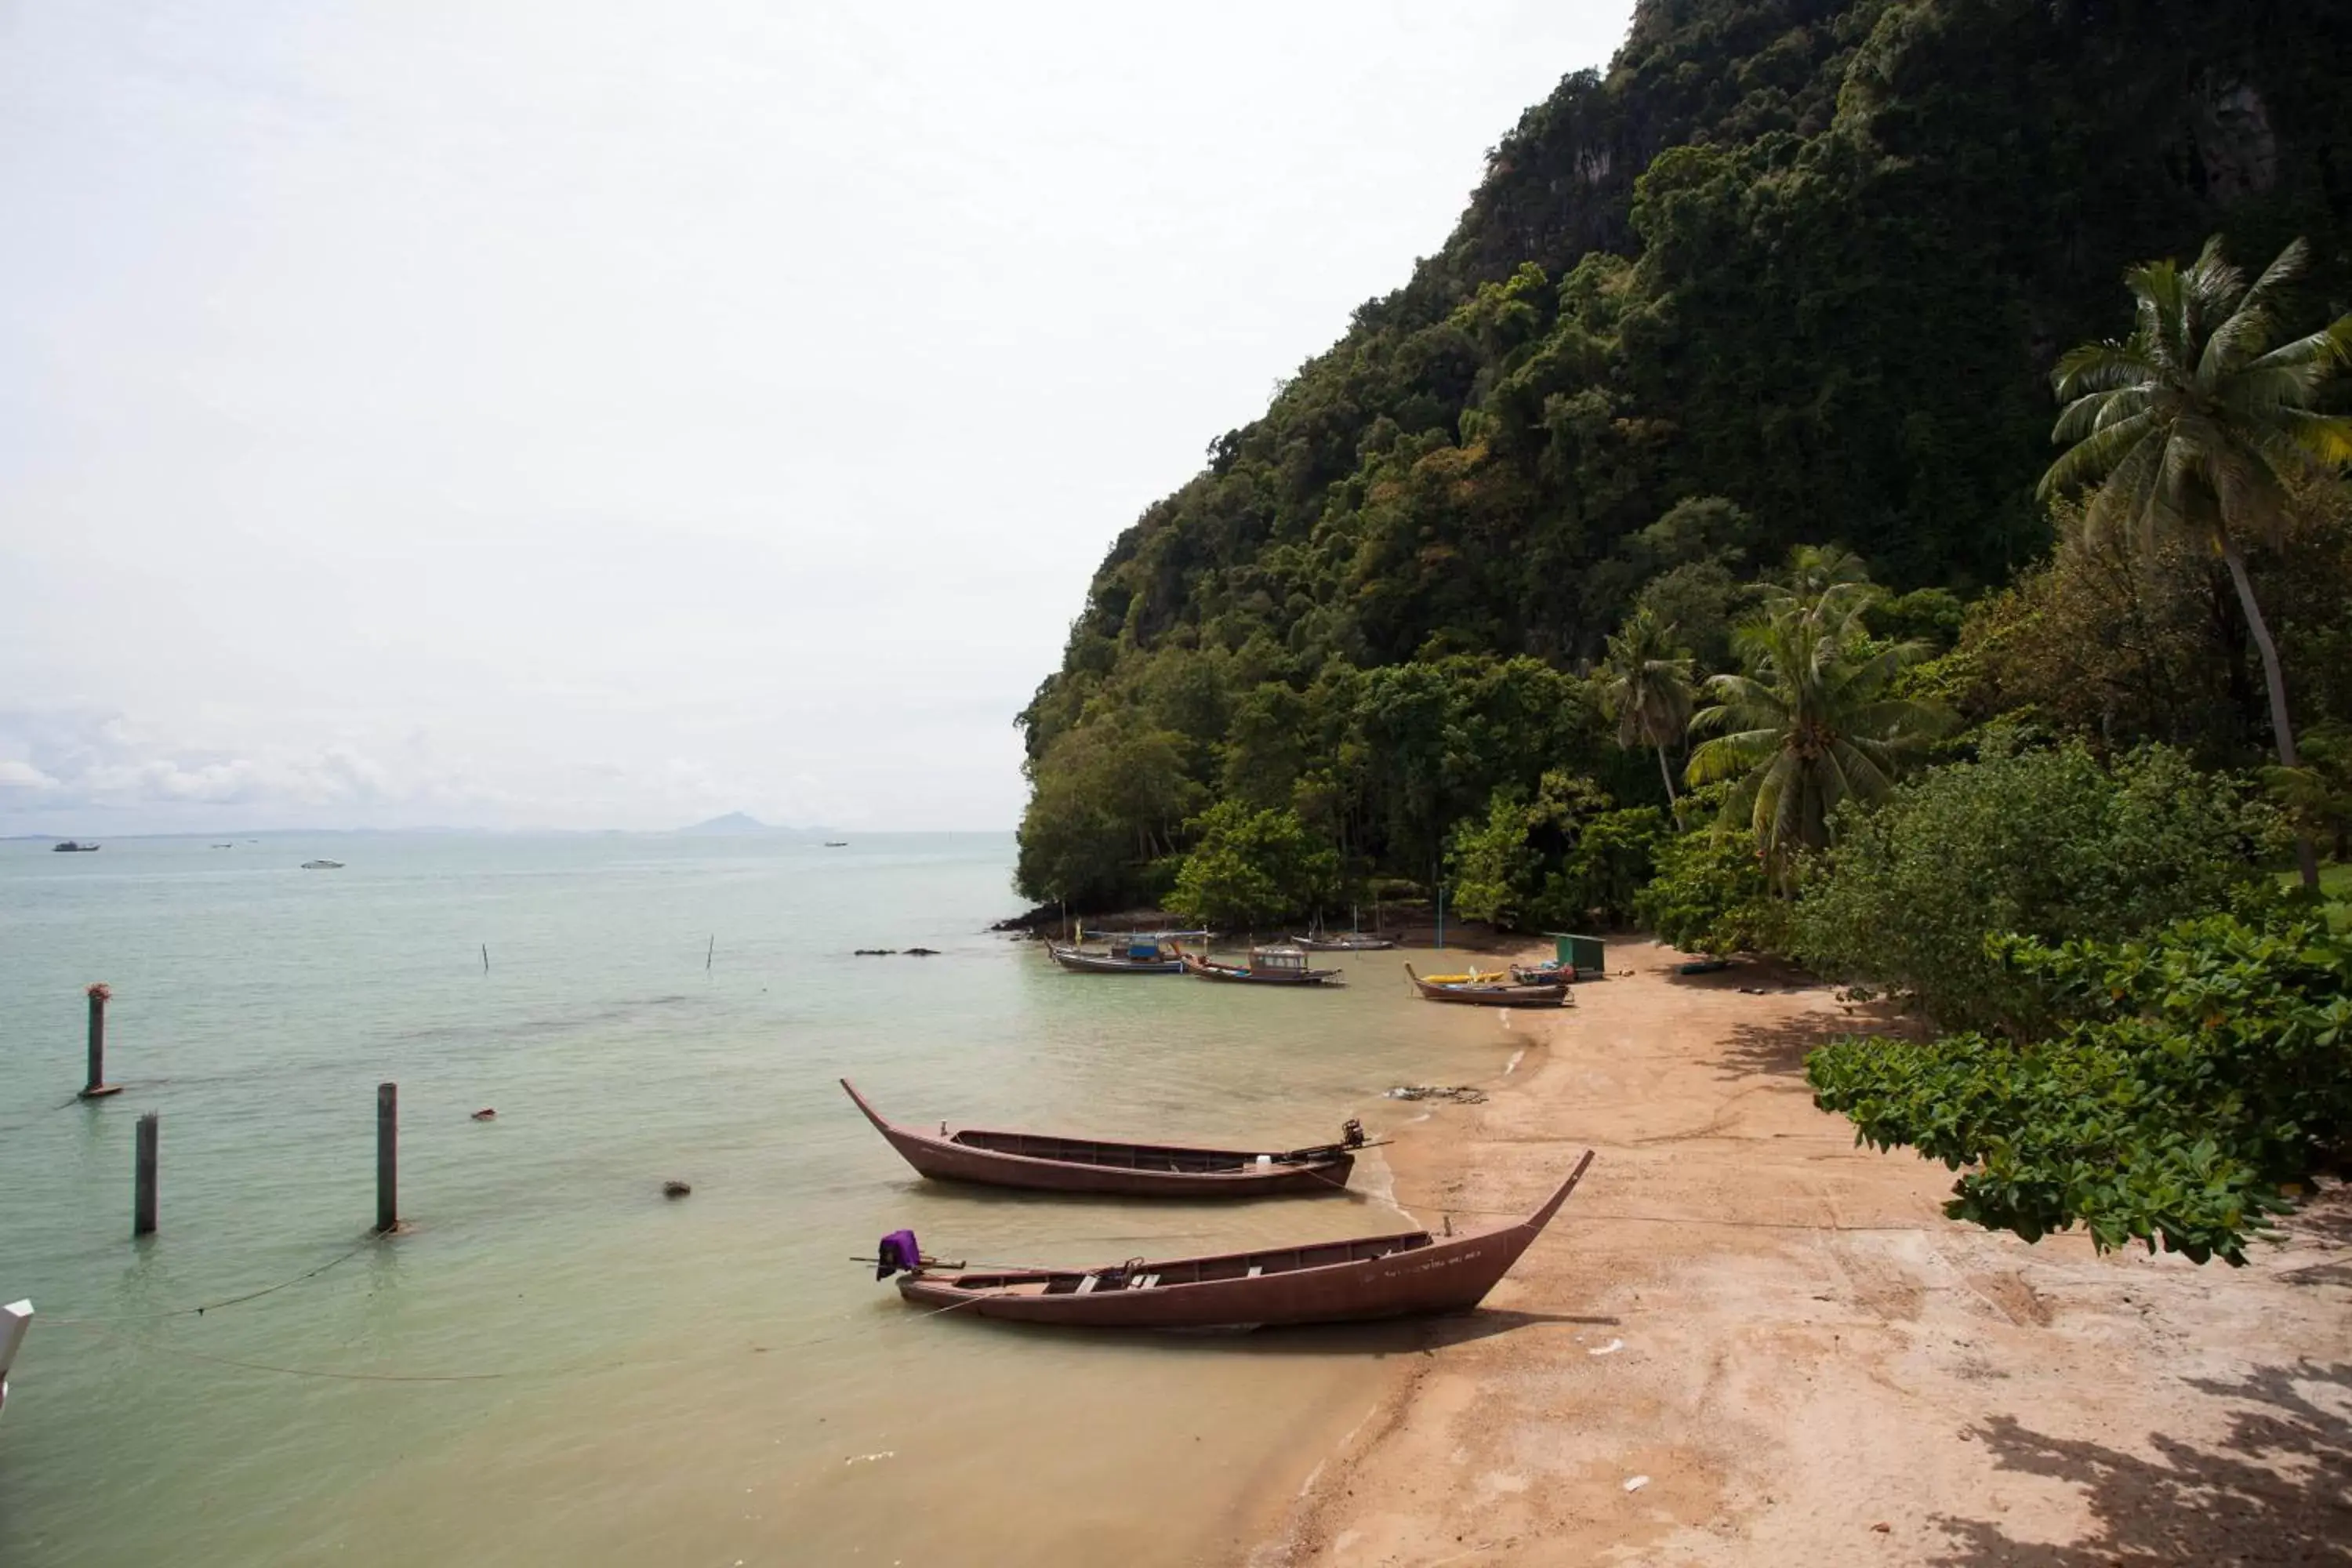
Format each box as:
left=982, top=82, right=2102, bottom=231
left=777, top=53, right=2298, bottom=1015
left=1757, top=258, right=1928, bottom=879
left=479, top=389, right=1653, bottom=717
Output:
left=80, top=983, right=120, bottom=1098
left=375, top=1082, right=398, bottom=1233
left=133, top=1112, right=159, bottom=1236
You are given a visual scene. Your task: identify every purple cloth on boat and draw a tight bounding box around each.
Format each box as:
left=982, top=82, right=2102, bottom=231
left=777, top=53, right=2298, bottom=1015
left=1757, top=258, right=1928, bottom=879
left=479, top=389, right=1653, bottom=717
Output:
left=876, top=1229, right=921, bottom=1280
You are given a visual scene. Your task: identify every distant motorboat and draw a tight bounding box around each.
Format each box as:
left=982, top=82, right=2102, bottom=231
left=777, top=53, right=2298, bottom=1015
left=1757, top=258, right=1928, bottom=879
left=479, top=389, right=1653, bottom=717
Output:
left=0, top=1299, right=29, bottom=1422
left=299, top=858, right=345, bottom=870
left=823, top=841, right=848, bottom=848
left=51, top=840, right=100, bottom=852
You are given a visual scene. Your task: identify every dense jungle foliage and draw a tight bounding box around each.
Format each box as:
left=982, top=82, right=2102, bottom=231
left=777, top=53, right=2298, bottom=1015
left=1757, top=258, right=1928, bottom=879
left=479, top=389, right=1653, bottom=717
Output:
left=1014, top=0, right=2352, bottom=1260
left=1017, top=0, right=2352, bottom=916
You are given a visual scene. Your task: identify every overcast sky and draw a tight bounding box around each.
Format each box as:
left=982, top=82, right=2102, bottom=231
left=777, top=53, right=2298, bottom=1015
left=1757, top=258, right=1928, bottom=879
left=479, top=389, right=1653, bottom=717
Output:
left=0, top=2, right=1635, bottom=835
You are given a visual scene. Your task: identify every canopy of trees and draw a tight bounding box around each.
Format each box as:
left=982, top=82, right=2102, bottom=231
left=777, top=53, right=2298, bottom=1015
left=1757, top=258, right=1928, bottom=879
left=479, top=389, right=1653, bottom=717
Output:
left=1016, top=0, right=2352, bottom=917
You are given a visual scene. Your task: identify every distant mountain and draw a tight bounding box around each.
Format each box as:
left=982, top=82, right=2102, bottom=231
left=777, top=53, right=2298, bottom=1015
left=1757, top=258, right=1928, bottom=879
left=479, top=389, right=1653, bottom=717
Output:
left=676, top=811, right=837, bottom=837
left=678, top=811, right=771, bottom=835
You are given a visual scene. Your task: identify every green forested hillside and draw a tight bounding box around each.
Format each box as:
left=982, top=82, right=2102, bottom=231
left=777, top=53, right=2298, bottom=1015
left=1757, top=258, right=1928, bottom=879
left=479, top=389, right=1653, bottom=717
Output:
left=1014, top=0, right=2352, bottom=913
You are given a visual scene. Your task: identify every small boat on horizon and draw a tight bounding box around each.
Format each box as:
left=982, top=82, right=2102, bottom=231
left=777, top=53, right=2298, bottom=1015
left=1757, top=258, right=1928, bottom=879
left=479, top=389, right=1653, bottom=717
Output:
left=823, top=841, right=848, bottom=848
left=841, top=1079, right=1366, bottom=1197
left=299, top=858, right=345, bottom=870
left=50, top=840, right=100, bottom=852
left=1179, top=945, right=1344, bottom=986
left=873, top=1152, right=1595, bottom=1330
left=1406, top=963, right=1570, bottom=1008
left=0, top=1298, right=29, bottom=1422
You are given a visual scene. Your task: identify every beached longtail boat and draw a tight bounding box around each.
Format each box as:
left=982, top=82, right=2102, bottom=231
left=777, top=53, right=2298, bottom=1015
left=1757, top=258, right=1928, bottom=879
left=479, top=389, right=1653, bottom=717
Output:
left=1405, top=963, right=1570, bottom=1008
left=1179, top=946, right=1344, bottom=986
left=840, top=1080, right=1363, bottom=1196
left=873, top=1152, right=1594, bottom=1330
left=0, top=1300, right=29, bottom=1422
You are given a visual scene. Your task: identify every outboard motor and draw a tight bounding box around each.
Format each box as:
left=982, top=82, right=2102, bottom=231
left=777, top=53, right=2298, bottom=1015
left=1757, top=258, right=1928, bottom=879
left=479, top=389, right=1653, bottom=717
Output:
left=875, top=1229, right=922, bottom=1280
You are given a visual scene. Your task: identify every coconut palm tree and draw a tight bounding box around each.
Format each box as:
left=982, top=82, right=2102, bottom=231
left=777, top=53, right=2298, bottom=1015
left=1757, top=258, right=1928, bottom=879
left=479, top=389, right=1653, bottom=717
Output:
left=1599, top=607, right=1695, bottom=804
left=1685, top=610, right=1949, bottom=883
left=2037, top=235, right=2352, bottom=888
left=1755, top=543, right=1878, bottom=631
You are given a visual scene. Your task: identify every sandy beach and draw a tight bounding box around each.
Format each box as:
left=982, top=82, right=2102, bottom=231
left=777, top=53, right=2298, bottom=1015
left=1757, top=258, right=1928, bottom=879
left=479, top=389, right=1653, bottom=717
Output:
left=1256, top=938, right=2352, bottom=1566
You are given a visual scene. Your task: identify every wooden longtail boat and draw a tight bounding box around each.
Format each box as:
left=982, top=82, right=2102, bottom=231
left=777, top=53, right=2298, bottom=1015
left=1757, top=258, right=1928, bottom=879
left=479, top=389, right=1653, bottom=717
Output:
left=1405, top=963, right=1569, bottom=1007
left=840, top=1080, right=1361, bottom=1196
left=1290, top=931, right=1396, bottom=951
left=883, top=1151, right=1595, bottom=1330
left=1044, top=931, right=1192, bottom=973
left=1179, top=946, right=1344, bottom=985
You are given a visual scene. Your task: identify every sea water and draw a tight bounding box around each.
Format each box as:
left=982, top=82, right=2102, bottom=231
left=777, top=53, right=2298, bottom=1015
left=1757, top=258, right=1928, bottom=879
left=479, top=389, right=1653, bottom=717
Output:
left=0, top=833, right=1512, bottom=1566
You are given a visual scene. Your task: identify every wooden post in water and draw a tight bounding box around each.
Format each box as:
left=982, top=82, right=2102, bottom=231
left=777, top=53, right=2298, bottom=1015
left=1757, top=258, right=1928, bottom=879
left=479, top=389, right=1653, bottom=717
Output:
left=133, top=1112, right=159, bottom=1236
left=375, top=1082, right=399, bottom=1233
left=481, top=942, right=489, bottom=975
left=80, top=983, right=121, bottom=1098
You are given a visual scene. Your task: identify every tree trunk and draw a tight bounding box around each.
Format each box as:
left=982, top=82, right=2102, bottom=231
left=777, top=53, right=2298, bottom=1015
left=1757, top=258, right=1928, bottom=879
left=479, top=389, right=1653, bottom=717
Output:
left=2220, top=537, right=2321, bottom=890
left=1655, top=743, right=1679, bottom=804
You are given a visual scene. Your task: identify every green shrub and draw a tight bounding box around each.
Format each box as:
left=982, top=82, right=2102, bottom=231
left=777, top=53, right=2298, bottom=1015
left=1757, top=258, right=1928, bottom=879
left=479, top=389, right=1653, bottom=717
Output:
left=1632, top=826, right=1783, bottom=955
left=1793, top=740, right=2282, bottom=1031
left=1808, top=913, right=2352, bottom=1265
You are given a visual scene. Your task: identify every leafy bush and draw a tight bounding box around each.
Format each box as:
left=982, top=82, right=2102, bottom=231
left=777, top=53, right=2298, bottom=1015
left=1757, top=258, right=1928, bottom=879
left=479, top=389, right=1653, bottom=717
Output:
left=1808, top=914, right=2352, bottom=1265
left=1447, top=777, right=1664, bottom=930
left=1632, top=825, right=1782, bottom=955
left=1793, top=740, right=2282, bottom=1032
left=1165, top=803, right=1338, bottom=931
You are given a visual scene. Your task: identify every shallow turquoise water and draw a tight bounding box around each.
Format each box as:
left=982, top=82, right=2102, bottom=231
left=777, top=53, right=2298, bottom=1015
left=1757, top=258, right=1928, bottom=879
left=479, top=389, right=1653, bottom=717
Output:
left=0, top=833, right=1513, bottom=1566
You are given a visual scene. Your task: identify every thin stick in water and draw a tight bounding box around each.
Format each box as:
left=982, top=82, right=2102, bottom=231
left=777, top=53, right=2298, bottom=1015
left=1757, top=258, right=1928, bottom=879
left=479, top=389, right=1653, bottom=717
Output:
left=706, top=934, right=715, bottom=975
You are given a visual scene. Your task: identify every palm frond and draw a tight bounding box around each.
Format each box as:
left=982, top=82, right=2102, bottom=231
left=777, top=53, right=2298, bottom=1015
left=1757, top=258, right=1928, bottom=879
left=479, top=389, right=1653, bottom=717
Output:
left=2038, top=408, right=2157, bottom=499
left=2050, top=340, right=2159, bottom=399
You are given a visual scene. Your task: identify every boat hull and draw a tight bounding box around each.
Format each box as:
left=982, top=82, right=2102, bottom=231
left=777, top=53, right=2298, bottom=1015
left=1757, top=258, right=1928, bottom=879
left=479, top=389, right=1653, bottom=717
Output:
left=1045, top=943, right=1185, bottom=974
left=0, top=1300, right=28, bottom=1421
left=1406, top=964, right=1568, bottom=1007
left=841, top=1080, right=1355, bottom=1198
left=1290, top=935, right=1395, bottom=951
left=896, top=1153, right=1593, bottom=1330
left=1179, top=955, right=1341, bottom=985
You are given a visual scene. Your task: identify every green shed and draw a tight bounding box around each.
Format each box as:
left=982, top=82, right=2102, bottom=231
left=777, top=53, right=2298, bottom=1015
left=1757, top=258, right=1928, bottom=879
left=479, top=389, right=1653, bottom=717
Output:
left=1547, top=932, right=1606, bottom=979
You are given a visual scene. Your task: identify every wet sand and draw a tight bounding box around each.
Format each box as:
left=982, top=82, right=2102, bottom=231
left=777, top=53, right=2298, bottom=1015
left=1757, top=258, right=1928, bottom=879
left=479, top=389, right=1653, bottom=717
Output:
left=1253, top=938, right=2352, bottom=1566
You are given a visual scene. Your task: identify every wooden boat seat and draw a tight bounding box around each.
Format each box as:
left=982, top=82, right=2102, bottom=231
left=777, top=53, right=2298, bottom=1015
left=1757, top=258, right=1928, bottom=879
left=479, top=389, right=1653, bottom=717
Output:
left=1075, top=1276, right=1101, bottom=1295
left=1246, top=1265, right=1262, bottom=1278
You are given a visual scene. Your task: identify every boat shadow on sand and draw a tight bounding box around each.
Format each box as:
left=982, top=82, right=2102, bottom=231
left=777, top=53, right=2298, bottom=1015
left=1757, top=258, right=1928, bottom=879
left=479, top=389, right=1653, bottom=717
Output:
left=901, top=1305, right=1620, bottom=1357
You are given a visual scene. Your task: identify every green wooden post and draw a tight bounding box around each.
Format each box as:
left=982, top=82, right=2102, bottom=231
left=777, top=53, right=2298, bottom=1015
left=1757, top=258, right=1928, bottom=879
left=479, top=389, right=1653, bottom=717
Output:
left=375, top=1083, right=399, bottom=1234
left=133, top=1112, right=159, bottom=1237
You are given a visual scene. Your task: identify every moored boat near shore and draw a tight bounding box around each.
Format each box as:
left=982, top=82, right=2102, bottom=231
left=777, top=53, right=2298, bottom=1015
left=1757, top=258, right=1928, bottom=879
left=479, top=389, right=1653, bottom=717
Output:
left=1179, top=946, right=1344, bottom=985
left=877, top=1152, right=1594, bottom=1330
left=1290, top=931, right=1396, bottom=951
left=1044, top=932, right=1191, bottom=973
left=1405, top=963, right=1570, bottom=1007
left=840, top=1079, right=1363, bottom=1197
